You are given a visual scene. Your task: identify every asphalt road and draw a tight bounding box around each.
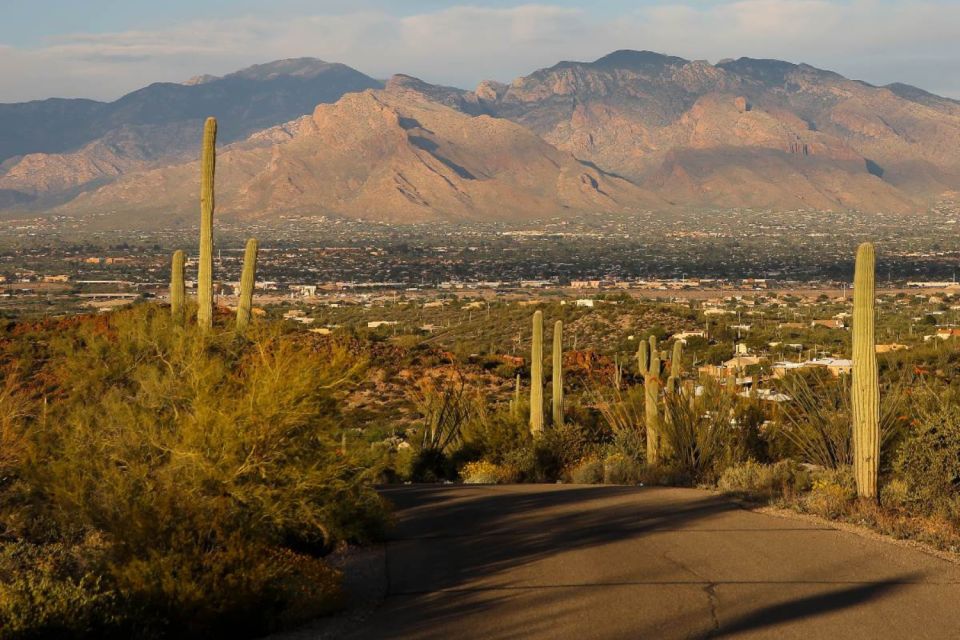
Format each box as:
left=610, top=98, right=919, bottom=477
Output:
left=341, top=484, right=960, bottom=639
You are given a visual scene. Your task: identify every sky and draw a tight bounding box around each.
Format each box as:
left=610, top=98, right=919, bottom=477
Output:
left=2, top=0, right=958, bottom=103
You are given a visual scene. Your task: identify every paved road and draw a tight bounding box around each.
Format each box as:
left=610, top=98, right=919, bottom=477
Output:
left=343, top=484, right=960, bottom=639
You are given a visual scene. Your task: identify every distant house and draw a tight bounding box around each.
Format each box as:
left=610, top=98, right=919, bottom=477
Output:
left=571, top=280, right=601, bottom=289
left=575, top=299, right=595, bottom=308
left=778, top=322, right=806, bottom=330
left=367, top=320, right=399, bottom=329
left=811, top=319, right=845, bottom=329
left=876, top=343, right=909, bottom=354
left=935, top=328, right=960, bottom=340
left=672, top=330, right=705, bottom=344
left=807, top=358, right=853, bottom=377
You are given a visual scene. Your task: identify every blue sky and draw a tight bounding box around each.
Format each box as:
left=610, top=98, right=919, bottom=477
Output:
left=2, top=1, right=958, bottom=102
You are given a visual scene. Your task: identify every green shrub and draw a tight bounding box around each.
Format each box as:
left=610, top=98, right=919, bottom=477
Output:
left=532, top=423, right=590, bottom=482
left=460, top=460, right=502, bottom=484
left=0, top=305, right=388, bottom=638
left=570, top=458, right=604, bottom=484
left=0, top=541, right=118, bottom=640
left=801, top=467, right=857, bottom=518
left=603, top=453, right=642, bottom=485
left=896, top=405, right=960, bottom=513
left=717, top=460, right=811, bottom=501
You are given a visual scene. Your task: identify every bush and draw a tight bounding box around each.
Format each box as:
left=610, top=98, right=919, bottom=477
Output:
left=570, top=458, right=604, bottom=484
left=717, top=460, right=811, bottom=501
left=460, top=461, right=502, bottom=484
left=603, top=454, right=642, bottom=485
left=801, top=467, right=857, bottom=519
left=897, top=405, right=960, bottom=514
left=0, top=305, right=388, bottom=638
left=532, top=423, right=590, bottom=482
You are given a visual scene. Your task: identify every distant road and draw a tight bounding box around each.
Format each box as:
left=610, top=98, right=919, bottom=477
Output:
left=341, top=485, right=960, bottom=639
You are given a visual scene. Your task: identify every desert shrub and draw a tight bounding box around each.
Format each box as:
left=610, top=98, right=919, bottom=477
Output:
left=801, top=467, right=857, bottom=519
left=406, top=372, right=479, bottom=481
left=602, top=453, right=642, bottom=485
left=717, top=460, right=811, bottom=501
left=460, top=404, right=531, bottom=466
left=460, top=460, right=502, bottom=484
left=773, top=369, right=907, bottom=469
left=0, top=541, right=118, bottom=640
left=660, top=380, right=737, bottom=482
left=532, top=422, right=591, bottom=482
left=570, top=457, right=604, bottom=484
left=0, top=305, right=388, bottom=638
left=497, top=447, right=536, bottom=483
left=880, top=478, right=911, bottom=510
left=896, top=404, right=960, bottom=514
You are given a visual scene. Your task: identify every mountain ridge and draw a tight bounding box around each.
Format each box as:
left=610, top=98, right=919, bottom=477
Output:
left=5, top=50, right=960, bottom=223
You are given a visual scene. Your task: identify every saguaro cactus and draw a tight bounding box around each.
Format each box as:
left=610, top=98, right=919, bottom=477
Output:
left=852, top=242, right=879, bottom=500
left=197, top=117, right=217, bottom=330
left=667, top=340, right=683, bottom=393
left=170, top=250, right=185, bottom=322
left=552, top=320, right=564, bottom=427
left=530, top=310, right=544, bottom=435
left=511, top=374, right=522, bottom=418
left=638, top=335, right=662, bottom=464
left=236, top=238, right=259, bottom=331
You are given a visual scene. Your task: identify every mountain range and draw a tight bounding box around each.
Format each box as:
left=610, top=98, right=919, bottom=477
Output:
left=2, top=51, right=959, bottom=224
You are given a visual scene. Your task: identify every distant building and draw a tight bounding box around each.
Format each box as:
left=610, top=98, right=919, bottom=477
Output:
left=811, top=319, right=845, bottom=329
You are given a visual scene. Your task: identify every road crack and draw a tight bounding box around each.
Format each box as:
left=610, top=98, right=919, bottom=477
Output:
left=662, top=550, right=721, bottom=637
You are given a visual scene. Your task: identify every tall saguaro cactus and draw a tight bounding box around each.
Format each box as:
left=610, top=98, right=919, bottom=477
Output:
left=170, top=250, right=185, bottom=322
left=197, top=117, right=217, bottom=330
left=552, top=320, right=564, bottom=427
left=638, top=335, right=662, bottom=464
left=236, top=238, right=259, bottom=331
left=852, top=242, right=879, bottom=500
left=530, top=310, right=544, bottom=435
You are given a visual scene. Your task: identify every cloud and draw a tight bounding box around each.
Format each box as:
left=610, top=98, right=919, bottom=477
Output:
left=1, top=1, right=959, bottom=102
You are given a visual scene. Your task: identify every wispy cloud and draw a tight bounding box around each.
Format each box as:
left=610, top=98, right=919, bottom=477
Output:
left=1, top=1, right=958, bottom=102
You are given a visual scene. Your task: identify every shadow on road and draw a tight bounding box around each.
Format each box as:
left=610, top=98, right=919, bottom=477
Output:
left=338, top=485, right=941, bottom=639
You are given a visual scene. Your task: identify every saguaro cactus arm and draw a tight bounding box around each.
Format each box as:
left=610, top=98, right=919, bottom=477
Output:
left=236, top=238, right=259, bottom=331
left=852, top=242, right=880, bottom=500
left=197, top=117, right=217, bottom=330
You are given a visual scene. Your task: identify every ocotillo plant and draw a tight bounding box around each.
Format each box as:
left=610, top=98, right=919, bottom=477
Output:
left=638, top=335, right=662, bottom=464
left=552, top=320, right=563, bottom=426
left=197, top=117, right=217, bottom=330
left=236, top=238, right=259, bottom=331
left=530, top=310, right=544, bottom=435
left=852, top=242, right=879, bottom=500
left=170, top=250, right=185, bottom=322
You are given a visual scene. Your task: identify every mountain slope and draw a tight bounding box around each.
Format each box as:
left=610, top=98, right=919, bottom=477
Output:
left=61, top=84, right=660, bottom=224
left=0, top=59, right=382, bottom=207
left=440, top=50, right=960, bottom=212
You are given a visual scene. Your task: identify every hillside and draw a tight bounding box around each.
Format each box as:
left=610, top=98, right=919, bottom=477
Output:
left=61, top=84, right=658, bottom=224
left=0, top=59, right=382, bottom=207
left=10, top=50, right=960, bottom=221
